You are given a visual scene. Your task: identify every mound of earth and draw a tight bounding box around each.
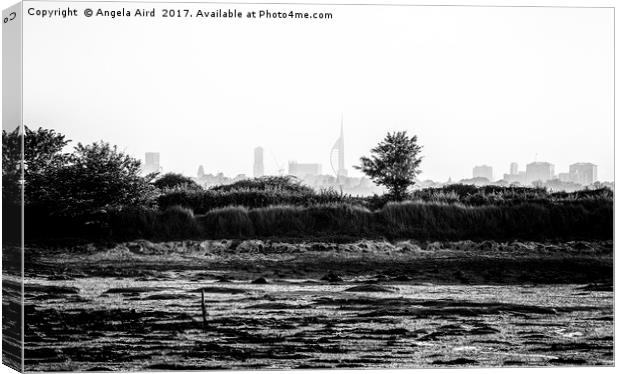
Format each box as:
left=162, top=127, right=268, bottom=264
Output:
left=345, top=285, right=398, bottom=293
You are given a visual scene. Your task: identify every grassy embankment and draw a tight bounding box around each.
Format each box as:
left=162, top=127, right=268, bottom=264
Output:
left=21, top=181, right=613, bottom=242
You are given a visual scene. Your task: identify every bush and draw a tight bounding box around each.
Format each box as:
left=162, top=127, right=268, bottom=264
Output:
left=154, top=173, right=202, bottom=191
left=211, top=175, right=313, bottom=194
left=158, top=187, right=351, bottom=213
left=27, top=141, right=157, bottom=216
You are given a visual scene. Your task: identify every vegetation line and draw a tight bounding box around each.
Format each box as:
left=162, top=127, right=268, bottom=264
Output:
left=2, top=127, right=613, bottom=244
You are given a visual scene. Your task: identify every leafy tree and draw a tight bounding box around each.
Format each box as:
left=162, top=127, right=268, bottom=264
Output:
left=47, top=141, right=157, bottom=215
left=355, top=131, right=423, bottom=201
left=4, top=128, right=158, bottom=214
left=154, top=172, right=202, bottom=190
left=2, top=126, right=71, bottom=204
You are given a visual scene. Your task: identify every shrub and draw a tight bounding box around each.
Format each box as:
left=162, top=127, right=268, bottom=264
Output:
left=154, top=173, right=202, bottom=191
left=31, top=141, right=157, bottom=216
left=158, top=186, right=351, bottom=213
left=211, top=175, right=313, bottom=194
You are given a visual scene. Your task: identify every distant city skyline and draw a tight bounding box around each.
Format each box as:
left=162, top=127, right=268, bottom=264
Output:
left=22, top=4, right=613, bottom=182
left=140, top=123, right=609, bottom=185
left=146, top=146, right=607, bottom=185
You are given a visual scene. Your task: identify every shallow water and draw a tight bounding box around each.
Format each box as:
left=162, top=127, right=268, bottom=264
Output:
left=22, top=270, right=613, bottom=371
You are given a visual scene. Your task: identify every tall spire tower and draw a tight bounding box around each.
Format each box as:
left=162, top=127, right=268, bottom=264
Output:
left=330, top=115, right=348, bottom=179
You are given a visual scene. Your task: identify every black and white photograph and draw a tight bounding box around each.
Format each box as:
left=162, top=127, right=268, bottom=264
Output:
left=1, top=0, right=616, bottom=372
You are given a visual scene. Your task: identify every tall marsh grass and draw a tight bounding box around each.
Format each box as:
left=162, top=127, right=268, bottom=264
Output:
left=198, top=206, right=254, bottom=238
left=157, top=188, right=351, bottom=214
left=24, top=184, right=613, bottom=242
left=192, top=200, right=610, bottom=240
left=158, top=183, right=613, bottom=213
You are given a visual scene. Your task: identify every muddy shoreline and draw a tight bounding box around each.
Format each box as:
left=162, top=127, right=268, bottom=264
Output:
left=8, top=239, right=614, bottom=370
left=23, top=239, right=613, bottom=284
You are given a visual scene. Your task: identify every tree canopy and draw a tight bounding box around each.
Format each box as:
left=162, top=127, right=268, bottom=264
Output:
left=2, top=127, right=156, bottom=215
left=355, top=131, right=423, bottom=201
left=49, top=142, right=157, bottom=215
left=2, top=126, right=71, bottom=204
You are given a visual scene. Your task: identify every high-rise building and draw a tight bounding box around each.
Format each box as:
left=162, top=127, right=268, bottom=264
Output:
left=472, top=165, right=493, bottom=181
left=288, top=162, right=322, bottom=178
left=569, top=163, right=597, bottom=185
left=526, top=162, right=554, bottom=184
left=253, top=147, right=264, bottom=178
left=510, top=162, right=518, bottom=175
left=558, top=173, right=571, bottom=182
left=330, top=119, right=347, bottom=178
left=503, top=172, right=526, bottom=185
left=144, top=152, right=160, bottom=174
left=197, top=165, right=205, bottom=178
left=503, top=162, right=524, bottom=184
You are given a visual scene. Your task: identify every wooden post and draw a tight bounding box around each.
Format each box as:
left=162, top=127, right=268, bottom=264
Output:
left=201, top=289, right=207, bottom=332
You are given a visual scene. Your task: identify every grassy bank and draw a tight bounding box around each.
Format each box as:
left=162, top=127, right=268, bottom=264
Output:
left=23, top=198, right=612, bottom=242
left=157, top=183, right=613, bottom=213
left=15, top=181, right=613, bottom=243
left=197, top=200, right=611, bottom=240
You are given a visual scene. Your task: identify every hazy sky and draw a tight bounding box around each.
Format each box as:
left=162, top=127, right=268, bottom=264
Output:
left=21, top=1, right=614, bottom=181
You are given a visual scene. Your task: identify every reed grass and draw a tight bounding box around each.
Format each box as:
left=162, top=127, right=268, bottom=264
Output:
left=22, top=185, right=613, bottom=242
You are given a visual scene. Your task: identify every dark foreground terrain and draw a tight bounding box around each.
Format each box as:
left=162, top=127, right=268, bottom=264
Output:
left=11, top=239, right=614, bottom=370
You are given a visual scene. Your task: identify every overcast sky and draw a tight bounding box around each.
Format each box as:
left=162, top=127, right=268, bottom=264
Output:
left=21, top=1, right=614, bottom=181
